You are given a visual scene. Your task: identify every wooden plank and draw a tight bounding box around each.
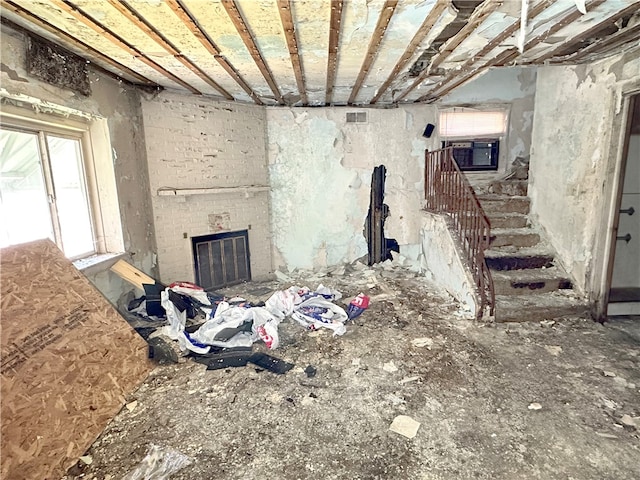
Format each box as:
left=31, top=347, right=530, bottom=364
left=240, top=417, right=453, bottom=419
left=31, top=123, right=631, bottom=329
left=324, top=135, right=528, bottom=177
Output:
left=106, top=0, right=233, bottom=100
left=348, top=0, right=398, bottom=105
left=415, top=0, right=554, bottom=102
left=277, top=0, right=308, bottom=105
left=532, top=1, right=640, bottom=63
left=165, top=0, right=264, bottom=105
left=221, top=0, right=284, bottom=104
left=395, top=0, right=500, bottom=103
left=110, top=259, right=156, bottom=291
left=1, top=0, right=156, bottom=86
left=563, top=21, right=640, bottom=62
left=325, top=0, right=344, bottom=105
left=1, top=239, right=153, bottom=480
left=370, top=0, right=448, bottom=104
left=424, top=0, right=607, bottom=102
left=52, top=0, right=201, bottom=94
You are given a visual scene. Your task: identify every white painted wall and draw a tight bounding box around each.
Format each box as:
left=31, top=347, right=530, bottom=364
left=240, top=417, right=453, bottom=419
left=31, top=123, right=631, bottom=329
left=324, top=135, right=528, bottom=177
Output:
left=266, top=105, right=439, bottom=271
left=528, top=53, right=640, bottom=294
left=141, top=92, right=273, bottom=284
left=419, top=212, right=477, bottom=316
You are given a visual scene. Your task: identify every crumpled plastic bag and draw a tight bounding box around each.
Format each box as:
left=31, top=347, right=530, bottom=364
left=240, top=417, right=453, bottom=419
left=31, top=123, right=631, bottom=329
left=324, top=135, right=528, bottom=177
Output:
left=291, top=297, right=348, bottom=335
left=249, top=307, right=281, bottom=349
left=122, top=444, right=191, bottom=480
left=265, top=287, right=300, bottom=319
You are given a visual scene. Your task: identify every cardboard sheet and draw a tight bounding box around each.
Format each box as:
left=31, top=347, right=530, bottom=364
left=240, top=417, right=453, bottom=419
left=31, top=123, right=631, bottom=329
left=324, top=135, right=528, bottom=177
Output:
left=1, top=240, right=153, bottom=480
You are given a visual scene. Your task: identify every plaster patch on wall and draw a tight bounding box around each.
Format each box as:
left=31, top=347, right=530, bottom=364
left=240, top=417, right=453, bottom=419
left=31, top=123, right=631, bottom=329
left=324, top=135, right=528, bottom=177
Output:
left=209, top=213, right=231, bottom=232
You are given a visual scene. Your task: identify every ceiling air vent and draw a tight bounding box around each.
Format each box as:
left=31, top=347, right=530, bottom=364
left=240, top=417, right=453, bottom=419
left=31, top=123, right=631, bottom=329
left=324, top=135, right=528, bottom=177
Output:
left=346, top=112, right=367, bottom=123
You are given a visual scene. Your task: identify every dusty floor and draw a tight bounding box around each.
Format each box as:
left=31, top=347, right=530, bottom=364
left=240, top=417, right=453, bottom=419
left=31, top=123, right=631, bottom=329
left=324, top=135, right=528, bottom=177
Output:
left=65, top=263, right=640, bottom=479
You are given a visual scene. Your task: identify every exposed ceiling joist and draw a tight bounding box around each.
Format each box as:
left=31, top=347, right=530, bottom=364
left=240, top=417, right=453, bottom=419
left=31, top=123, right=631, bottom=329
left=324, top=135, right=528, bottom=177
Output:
left=106, top=0, right=233, bottom=100
left=2, top=0, right=635, bottom=107
left=276, top=0, right=308, bottom=105
left=221, top=0, right=284, bottom=104
left=325, top=0, right=344, bottom=105
left=532, top=1, right=640, bottom=63
left=426, top=0, right=609, bottom=101
left=395, top=0, right=502, bottom=103
left=369, top=0, right=448, bottom=105
left=165, top=0, right=263, bottom=106
left=51, top=0, right=201, bottom=94
left=347, top=0, right=398, bottom=105
left=416, top=0, right=555, bottom=102
left=0, top=0, right=156, bottom=86
left=564, top=21, right=640, bottom=62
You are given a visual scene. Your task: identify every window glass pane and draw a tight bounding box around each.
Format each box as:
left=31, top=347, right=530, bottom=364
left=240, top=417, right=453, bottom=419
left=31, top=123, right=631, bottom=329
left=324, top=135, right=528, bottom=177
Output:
left=439, top=111, right=507, bottom=138
left=0, top=129, right=53, bottom=247
left=46, top=135, right=95, bottom=257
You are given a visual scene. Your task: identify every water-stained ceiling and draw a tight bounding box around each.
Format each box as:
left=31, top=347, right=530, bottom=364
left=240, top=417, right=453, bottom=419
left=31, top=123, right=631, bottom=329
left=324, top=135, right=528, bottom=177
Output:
left=2, top=0, right=639, bottom=106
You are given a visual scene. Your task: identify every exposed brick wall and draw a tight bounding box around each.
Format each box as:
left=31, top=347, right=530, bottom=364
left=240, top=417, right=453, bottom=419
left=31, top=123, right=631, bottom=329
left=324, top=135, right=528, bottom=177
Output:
left=141, top=92, right=272, bottom=284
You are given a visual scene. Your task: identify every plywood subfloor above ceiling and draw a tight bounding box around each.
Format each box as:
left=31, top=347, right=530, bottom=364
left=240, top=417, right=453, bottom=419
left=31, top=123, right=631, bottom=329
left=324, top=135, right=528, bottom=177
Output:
left=2, top=0, right=639, bottom=106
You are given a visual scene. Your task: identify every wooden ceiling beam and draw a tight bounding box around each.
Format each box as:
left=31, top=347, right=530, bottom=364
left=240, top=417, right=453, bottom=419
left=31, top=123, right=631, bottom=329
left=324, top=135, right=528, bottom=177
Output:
left=394, top=0, right=501, bottom=103
left=277, top=0, right=308, bottom=105
left=563, top=22, right=640, bottom=62
left=50, top=0, right=201, bottom=93
left=415, top=0, right=554, bottom=102
left=425, top=0, right=608, bottom=101
left=325, top=0, right=344, bottom=105
left=531, top=1, right=640, bottom=63
left=0, top=0, right=157, bottom=86
left=370, top=0, right=448, bottom=105
left=221, top=0, right=284, bottom=104
left=165, top=0, right=263, bottom=106
left=347, top=0, right=398, bottom=105
left=106, top=0, right=233, bottom=100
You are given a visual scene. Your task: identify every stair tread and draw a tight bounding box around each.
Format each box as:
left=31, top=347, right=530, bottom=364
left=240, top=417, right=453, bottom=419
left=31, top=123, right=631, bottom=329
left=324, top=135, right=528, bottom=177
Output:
left=487, top=212, right=528, bottom=217
left=485, top=244, right=554, bottom=258
left=491, top=227, right=538, bottom=235
left=491, top=266, right=571, bottom=280
left=478, top=194, right=530, bottom=201
left=494, top=291, right=589, bottom=321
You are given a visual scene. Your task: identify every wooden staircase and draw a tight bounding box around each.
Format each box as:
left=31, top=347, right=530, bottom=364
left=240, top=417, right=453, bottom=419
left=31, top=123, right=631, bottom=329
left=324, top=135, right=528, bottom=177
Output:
left=477, top=180, right=588, bottom=322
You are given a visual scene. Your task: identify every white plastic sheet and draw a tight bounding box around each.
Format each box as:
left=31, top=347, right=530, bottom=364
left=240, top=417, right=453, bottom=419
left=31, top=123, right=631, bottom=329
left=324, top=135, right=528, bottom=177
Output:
left=122, top=444, right=191, bottom=480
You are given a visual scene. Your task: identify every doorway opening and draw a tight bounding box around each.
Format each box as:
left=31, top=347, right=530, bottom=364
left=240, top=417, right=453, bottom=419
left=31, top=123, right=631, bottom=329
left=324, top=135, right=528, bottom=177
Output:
left=607, top=94, right=640, bottom=316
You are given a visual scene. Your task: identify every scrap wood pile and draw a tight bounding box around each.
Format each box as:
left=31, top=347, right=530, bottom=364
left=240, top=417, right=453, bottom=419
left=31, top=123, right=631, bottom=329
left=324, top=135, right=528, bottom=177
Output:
left=111, top=260, right=369, bottom=373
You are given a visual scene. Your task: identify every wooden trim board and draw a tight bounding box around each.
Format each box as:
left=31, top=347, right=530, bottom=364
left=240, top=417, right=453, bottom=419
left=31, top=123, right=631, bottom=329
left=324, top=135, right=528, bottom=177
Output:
left=1, top=239, right=153, bottom=480
left=110, top=258, right=156, bottom=291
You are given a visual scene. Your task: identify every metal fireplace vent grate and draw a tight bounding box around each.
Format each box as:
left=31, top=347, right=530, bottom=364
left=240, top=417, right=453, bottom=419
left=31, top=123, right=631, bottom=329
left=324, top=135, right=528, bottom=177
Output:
left=192, top=230, right=250, bottom=290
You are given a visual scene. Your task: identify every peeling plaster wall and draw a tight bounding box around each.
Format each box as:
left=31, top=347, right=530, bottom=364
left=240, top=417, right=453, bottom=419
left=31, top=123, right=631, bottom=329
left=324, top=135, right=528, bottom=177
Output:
left=418, top=212, right=476, bottom=316
left=528, top=51, right=640, bottom=293
left=267, top=105, right=438, bottom=271
left=141, top=92, right=272, bottom=284
left=0, top=25, right=156, bottom=304
left=437, top=66, right=537, bottom=188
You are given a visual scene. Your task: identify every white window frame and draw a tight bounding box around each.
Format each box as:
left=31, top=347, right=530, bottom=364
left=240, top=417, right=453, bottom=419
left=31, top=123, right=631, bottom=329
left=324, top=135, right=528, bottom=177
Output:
left=0, top=102, right=124, bottom=260
left=438, top=108, right=508, bottom=139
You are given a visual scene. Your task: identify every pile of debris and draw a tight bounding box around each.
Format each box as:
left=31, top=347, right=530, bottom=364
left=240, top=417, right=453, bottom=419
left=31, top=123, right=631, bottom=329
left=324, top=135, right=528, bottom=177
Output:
left=112, top=260, right=370, bottom=374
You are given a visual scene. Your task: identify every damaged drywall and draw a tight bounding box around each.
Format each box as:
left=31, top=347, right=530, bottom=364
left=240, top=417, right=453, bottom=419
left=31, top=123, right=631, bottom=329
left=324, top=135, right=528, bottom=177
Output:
left=0, top=24, right=157, bottom=304
left=267, top=105, right=438, bottom=271
left=528, top=50, right=640, bottom=294
left=418, top=211, right=477, bottom=316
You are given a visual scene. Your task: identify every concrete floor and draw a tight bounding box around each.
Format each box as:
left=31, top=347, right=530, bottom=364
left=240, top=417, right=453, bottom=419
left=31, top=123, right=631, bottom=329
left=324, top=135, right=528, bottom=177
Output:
left=65, top=263, right=640, bottom=479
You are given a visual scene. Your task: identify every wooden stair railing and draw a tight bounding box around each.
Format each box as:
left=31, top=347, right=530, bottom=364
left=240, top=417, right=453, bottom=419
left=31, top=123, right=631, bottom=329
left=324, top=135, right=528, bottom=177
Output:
left=424, top=148, right=495, bottom=319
